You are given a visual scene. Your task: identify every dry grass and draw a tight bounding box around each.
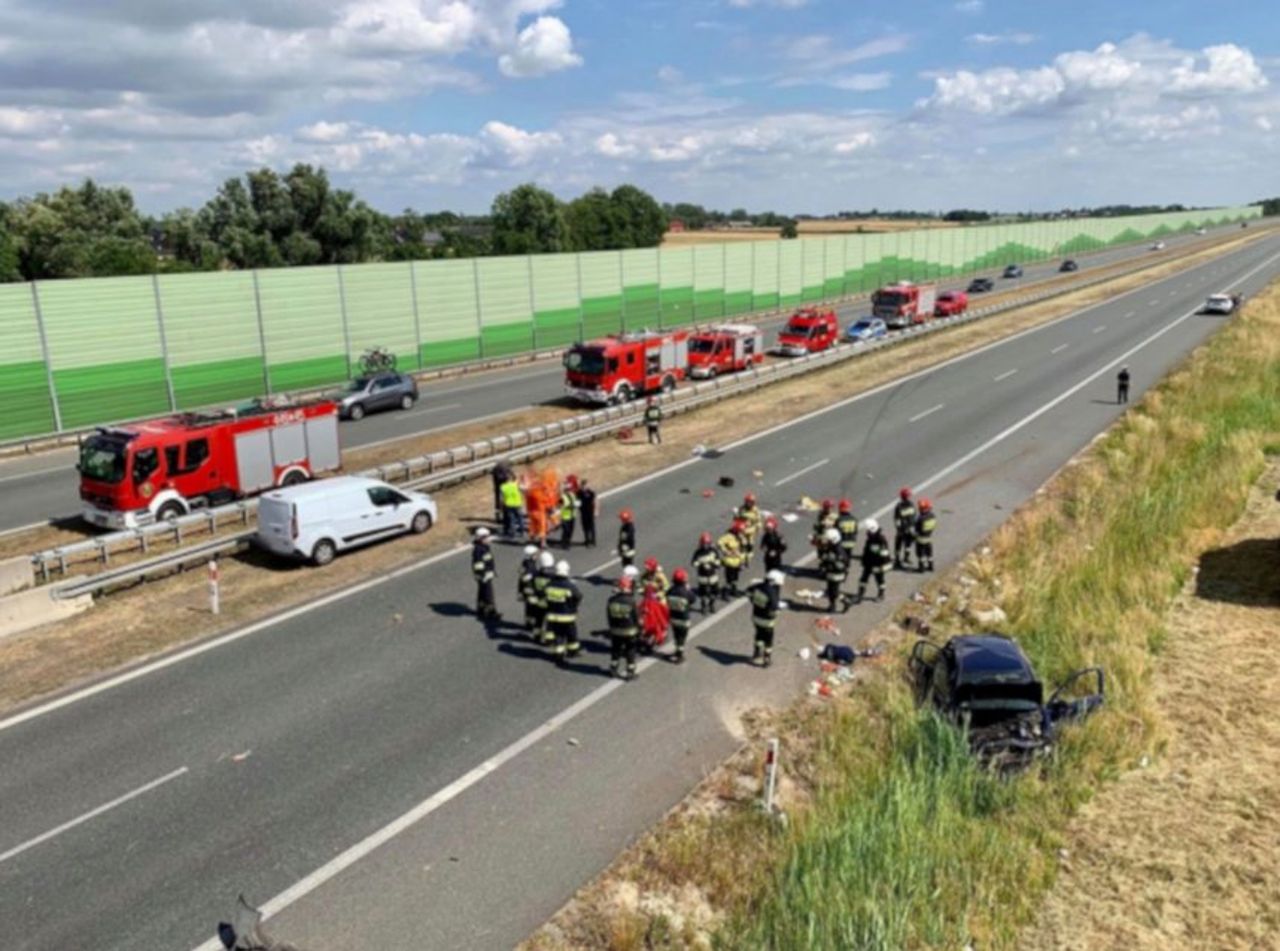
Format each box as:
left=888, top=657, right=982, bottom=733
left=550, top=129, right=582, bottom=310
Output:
left=0, top=230, right=1265, bottom=717
left=797, top=218, right=960, bottom=234
left=1022, top=466, right=1280, bottom=950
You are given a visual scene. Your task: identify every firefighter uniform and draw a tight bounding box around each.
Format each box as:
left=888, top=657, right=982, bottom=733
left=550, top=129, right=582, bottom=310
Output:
left=747, top=577, right=782, bottom=666
left=811, top=506, right=838, bottom=544
left=531, top=567, right=554, bottom=643
left=857, top=529, right=892, bottom=602
left=644, top=402, right=663, bottom=444
left=640, top=567, right=670, bottom=600
left=544, top=577, right=583, bottom=661
left=667, top=580, right=694, bottom=662
left=618, top=521, right=637, bottom=568
left=518, top=553, right=540, bottom=632
left=717, top=530, right=744, bottom=597
left=819, top=542, right=850, bottom=613
left=736, top=502, right=762, bottom=563
left=914, top=508, right=938, bottom=572
left=893, top=498, right=918, bottom=568
left=762, top=527, right=788, bottom=573
left=472, top=538, right=498, bottom=620
left=692, top=542, right=721, bottom=613
left=835, top=511, right=859, bottom=565
left=607, top=589, right=641, bottom=679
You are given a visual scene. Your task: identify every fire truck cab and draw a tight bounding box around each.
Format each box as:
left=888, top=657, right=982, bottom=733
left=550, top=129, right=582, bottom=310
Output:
left=774, top=308, right=840, bottom=356
left=687, top=323, right=765, bottom=378
left=77, top=399, right=341, bottom=530
left=873, top=281, right=938, bottom=329
left=563, top=330, right=690, bottom=404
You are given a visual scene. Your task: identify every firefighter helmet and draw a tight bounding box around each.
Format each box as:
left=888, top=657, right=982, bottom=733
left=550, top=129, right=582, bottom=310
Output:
left=766, top=569, right=785, bottom=586
left=539, top=550, right=556, bottom=569
left=673, top=567, right=688, bottom=584
left=919, top=498, right=933, bottom=512
left=555, top=560, right=571, bottom=578
left=644, top=556, right=659, bottom=572
left=899, top=486, right=912, bottom=500
left=619, top=508, right=633, bottom=522
left=838, top=498, right=852, bottom=513
left=824, top=528, right=841, bottom=544
left=523, top=544, right=538, bottom=557
left=864, top=517, right=880, bottom=533
left=474, top=527, right=491, bottom=540
left=699, top=531, right=713, bottom=545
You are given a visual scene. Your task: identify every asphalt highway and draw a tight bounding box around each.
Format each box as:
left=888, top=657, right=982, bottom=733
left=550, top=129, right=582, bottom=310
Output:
left=0, top=225, right=1240, bottom=536
left=1, top=231, right=1277, bottom=951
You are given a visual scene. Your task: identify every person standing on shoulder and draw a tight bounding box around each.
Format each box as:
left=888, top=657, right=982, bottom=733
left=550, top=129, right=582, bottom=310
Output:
left=761, top=517, right=788, bottom=573
left=499, top=472, right=525, bottom=539
left=893, top=487, right=917, bottom=570
left=736, top=492, right=762, bottom=564
left=747, top=570, right=784, bottom=667
left=855, top=518, right=891, bottom=603
left=1117, top=365, right=1131, bottom=404
left=617, top=508, right=637, bottom=568
left=544, top=560, right=583, bottom=663
left=491, top=460, right=512, bottom=524
left=518, top=544, right=540, bottom=633
left=607, top=576, right=641, bottom=680
left=819, top=528, right=850, bottom=613
left=667, top=568, right=694, bottom=664
left=471, top=528, right=499, bottom=622
left=640, top=556, right=669, bottom=600
left=836, top=499, right=859, bottom=567
left=532, top=550, right=556, bottom=643
left=558, top=483, right=578, bottom=550
left=914, top=498, right=937, bottom=573
left=692, top=531, right=721, bottom=613
left=717, top=520, right=746, bottom=597
left=644, top=397, right=663, bottom=445
left=811, top=498, right=838, bottom=546
left=578, top=478, right=598, bottom=547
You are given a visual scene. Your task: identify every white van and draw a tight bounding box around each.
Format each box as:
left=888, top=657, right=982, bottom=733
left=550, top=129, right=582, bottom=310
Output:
left=255, top=476, right=438, bottom=566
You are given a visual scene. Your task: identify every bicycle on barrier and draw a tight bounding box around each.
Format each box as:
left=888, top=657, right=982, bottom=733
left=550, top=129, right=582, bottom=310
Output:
left=357, top=346, right=397, bottom=375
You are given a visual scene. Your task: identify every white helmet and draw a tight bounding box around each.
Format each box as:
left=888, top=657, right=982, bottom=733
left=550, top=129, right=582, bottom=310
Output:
left=863, top=517, right=880, bottom=534
left=538, top=551, right=556, bottom=569
left=474, top=527, right=491, bottom=540
left=824, top=528, right=842, bottom=544
left=523, top=544, right=538, bottom=557
left=766, top=569, right=785, bottom=585
left=622, top=565, right=640, bottom=579
left=555, top=560, right=571, bottom=578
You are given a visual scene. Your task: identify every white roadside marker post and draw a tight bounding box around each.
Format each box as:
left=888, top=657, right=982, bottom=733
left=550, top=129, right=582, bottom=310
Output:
left=208, top=559, right=220, bottom=616
left=763, top=737, right=780, bottom=815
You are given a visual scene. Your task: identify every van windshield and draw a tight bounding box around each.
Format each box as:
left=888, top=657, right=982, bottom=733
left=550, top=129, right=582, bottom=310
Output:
left=564, top=347, right=605, bottom=375
left=689, top=338, right=717, bottom=354
left=873, top=291, right=909, bottom=307
left=80, top=435, right=129, bottom=484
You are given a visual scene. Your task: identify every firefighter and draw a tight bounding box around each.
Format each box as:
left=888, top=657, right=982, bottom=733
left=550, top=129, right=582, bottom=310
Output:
left=1117, top=365, right=1131, bottom=404
left=893, top=487, right=917, bottom=569
left=607, top=576, right=641, bottom=680
left=640, top=556, right=669, bottom=600
left=811, top=498, right=838, bottom=544
left=692, top=531, right=721, bottom=613
left=617, top=508, right=637, bottom=568
left=819, top=527, right=850, bottom=613
left=747, top=569, right=784, bottom=667
left=558, top=483, right=578, bottom=550
left=518, top=544, right=540, bottom=633
left=914, top=498, right=937, bottom=573
left=544, top=560, right=583, bottom=663
left=644, top=397, right=663, bottom=445
left=736, top=492, right=763, bottom=563
left=532, top=550, right=556, bottom=643
left=855, top=517, right=891, bottom=603
left=667, top=568, right=694, bottom=663
left=761, top=516, right=787, bottom=573
left=471, top=528, right=499, bottom=621
left=718, top=520, right=746, bottom=597
left=578, top=477, right=598, bottom=547
left=836, top=499, right=859, bottom=565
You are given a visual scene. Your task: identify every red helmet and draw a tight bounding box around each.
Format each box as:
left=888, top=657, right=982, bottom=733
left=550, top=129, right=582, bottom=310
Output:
left=619, top=509, right=633, bottom=522
left=644, top=556, right=659, bottom=572
left=899, top=486, right=912, bottom=500
left=838, top=498, right=852, bottom=513
left=765, top=516, right=778, bottom=529
left=821, top=498, right=834, bottom=510
left=743, top=492, right=756, bottom=505
left=673, top=567, right=688, bottom=584
left=618, top=576, right=634, bottom=592
left=699, top=531, right=712, bottom=545
left=919, top=498, right=932, bottom=511
left=732, top=518, right=747, bottom=532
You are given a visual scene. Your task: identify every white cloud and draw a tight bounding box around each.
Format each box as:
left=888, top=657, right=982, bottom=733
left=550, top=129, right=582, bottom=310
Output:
left=497, top=15, right=581, bottom=77
left=1256, top=115, right=1274, bottom=131
left=782, top=33, right=909, bottom=66
left=594, top=132, right=636, bottom=158
left=649, top=135, right=702, bottom=162
left=0, top=106, right=63, bottom=137
left=954, top=0, right=983, bottom=13
left=481, top=119, right=563, bottom=162
left=657, top=65, right=684, bottom=84
left=297, top=120, right=352, bottom=143
left=1055, top=42, right=1140, bottom=90
left=1170, top=43, right=1268, bottom=94
left=776, top=71, right=891, bottom=92
left=335, top=0, right=479, bottom=54
left=928, top=66, right=1065, bottom=115
left=967, top=31, right=1037, bottom=46
left=728, top=0, right=809, bottom=8
left=834, top=131, right=875, bottom=153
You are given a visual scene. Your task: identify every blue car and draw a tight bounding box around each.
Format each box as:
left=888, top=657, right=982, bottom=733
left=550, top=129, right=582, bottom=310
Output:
left=846, top=317, right=888, bottom=343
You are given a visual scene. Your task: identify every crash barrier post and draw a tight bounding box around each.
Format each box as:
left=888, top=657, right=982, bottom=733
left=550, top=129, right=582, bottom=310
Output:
left=763, top=737, right=780, bottom=814
left=208, top=559, right=220, bottom=616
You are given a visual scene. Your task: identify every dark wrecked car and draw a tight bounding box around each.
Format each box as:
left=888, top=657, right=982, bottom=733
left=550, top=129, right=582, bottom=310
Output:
left=908, top=633, right=1104, bottom=773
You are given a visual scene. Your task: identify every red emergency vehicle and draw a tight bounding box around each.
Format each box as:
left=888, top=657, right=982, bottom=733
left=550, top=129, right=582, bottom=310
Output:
left=687, top=323, right=765, bottom=378
left=872, top=281, right=938, bottom=329
left=77, top=398, right=341, bottom=529
left=774, top=308, right=840, bottom=356
left=933, top=290, right=969, bottom=317
left=563, top=330, right=691, bottom=404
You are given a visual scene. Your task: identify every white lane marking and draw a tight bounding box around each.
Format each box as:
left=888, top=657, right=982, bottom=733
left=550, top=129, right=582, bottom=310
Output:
left=772, top=458, right=829, bottom=487
left=1123, top=311, right=1136, bottom=319
left=1149, top=299, right=1160, bottom=306
left=348, top=406, right=533, bottom=453
left=908, top=404, right=945, bottom=423
left=0, top=519, right=55, bottom=540
left=583, top=556, right=620, bottom=577
left=1051, top=344, right=1069, bottom=354
left=10, top=238, right=1278, bottom=737
left=993, top=369, right=1019, bottom=382
left=0, top=767, right=187, bottom=865
left=0, top=465, right=69, bottom=485
left=191, top=249, right=1280, bottom=947
left=397, top=402, right=462, bottom=419
left=1093, top=325, right=1107, bottom=334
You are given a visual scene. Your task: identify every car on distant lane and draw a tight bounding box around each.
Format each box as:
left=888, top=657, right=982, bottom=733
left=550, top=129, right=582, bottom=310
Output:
left=1058, top=259, right=1078, bottom=272
left=966, top=276, right=995, bottom=293
left=846, top=317, right=888, bottom=343
left=1002, top=264, right=1023, bottom=279
left=336, top=371, right=419, bottom=420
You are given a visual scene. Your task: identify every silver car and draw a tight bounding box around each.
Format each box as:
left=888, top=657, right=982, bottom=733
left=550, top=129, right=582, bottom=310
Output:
left=338, top=372, right=419, bottom=420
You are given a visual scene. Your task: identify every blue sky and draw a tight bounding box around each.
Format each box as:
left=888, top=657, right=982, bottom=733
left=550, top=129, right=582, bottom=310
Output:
left=0, top=0, right=1275, bottom=214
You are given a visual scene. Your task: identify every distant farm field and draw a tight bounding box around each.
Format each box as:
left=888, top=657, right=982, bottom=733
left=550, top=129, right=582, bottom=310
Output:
left=662, top=218, right=962, bottom=246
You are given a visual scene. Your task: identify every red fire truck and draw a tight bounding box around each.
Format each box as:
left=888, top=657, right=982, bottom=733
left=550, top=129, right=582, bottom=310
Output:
left=563, top=330, right=691, bottom=404
left=77, top=398, right=341, bottom=529
left=872, top=281, right=938, bottom=329
left=687, top=323, right=765, bottom=378
left=774, top=308, right=840, bottom=356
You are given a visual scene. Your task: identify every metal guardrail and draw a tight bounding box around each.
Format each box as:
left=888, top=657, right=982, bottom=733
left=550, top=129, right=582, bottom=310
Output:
left=34, top=243, right=1234, bottom=599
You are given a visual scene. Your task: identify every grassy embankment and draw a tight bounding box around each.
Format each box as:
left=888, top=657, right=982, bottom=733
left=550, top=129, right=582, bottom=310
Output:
left=530, top=277, right=1280, bottom=949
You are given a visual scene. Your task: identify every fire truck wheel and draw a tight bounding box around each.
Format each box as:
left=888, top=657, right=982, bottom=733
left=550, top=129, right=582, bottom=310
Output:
left=399, top=394, right=415, bottom=411
left=349, top=403, right=366, bottom=421
left=410, top=510, right=433, bottom=534
left=281, top=470, right=308, bottom=487
left=613, top=384, right=633, bottom=404
left=311, top=539, right=337, bottom=566
left=704, top=367, right=717, bottom=379
left=156, top=501, right=185, bottom=522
